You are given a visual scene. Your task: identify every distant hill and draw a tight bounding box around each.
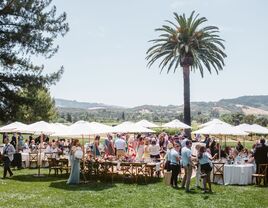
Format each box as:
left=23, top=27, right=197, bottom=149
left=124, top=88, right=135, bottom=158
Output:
left=55, top=98, right=121, bottom=110
left=55, top=95, right=268, bottom=122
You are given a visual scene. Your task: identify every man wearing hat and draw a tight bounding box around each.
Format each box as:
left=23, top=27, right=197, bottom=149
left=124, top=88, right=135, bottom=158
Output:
left=2, top=137, right=15, bottom=179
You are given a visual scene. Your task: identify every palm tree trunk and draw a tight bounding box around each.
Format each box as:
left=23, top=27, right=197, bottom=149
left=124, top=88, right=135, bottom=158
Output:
left=183, top=65, right=191, bottom=138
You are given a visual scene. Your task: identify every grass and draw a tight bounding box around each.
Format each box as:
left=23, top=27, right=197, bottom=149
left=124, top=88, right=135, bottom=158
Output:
left=0, top=168, right=267, bottom=208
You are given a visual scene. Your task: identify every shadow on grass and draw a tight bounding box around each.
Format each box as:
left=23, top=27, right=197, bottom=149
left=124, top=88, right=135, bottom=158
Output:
left=49, top=180, right=116, bottom=191
left=49, top=176, right=162, bottom=192
left=9, top=174, right=68, bottom=182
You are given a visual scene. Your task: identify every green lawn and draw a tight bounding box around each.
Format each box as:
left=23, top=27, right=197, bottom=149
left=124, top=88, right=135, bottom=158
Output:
left=0, top=168, right=267, bottom=208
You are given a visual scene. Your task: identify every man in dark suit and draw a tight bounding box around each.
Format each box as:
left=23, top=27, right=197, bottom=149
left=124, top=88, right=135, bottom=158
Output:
left=254, top=138, right=268, bottom=181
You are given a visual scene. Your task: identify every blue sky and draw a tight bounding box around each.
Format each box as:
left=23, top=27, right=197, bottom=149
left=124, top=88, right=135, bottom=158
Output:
left=40, top=0, right=268, bottom=107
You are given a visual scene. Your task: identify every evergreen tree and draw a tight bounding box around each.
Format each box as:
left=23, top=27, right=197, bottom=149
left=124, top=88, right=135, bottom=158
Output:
left=66, top=113, right=72, bottom=123
left=15, top=87, right=57, bottom=123
left=0, top=0, right=69, bottom=122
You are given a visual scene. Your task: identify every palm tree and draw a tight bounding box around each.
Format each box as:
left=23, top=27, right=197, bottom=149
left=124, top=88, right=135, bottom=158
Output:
left=146, top=11, right=227, bottom=137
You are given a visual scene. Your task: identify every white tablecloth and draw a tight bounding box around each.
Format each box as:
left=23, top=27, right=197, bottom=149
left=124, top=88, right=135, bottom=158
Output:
left=21, top=152, right=69, bottom=168
left=224, top=164, right=255, bottom=185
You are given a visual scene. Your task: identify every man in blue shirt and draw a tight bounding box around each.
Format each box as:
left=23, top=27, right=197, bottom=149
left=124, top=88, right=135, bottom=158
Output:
left=181, top=140, right=193, bottom=192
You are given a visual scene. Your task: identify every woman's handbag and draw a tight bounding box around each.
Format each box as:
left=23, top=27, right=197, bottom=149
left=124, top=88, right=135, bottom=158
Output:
left=164, top=160, right=171, bottom=171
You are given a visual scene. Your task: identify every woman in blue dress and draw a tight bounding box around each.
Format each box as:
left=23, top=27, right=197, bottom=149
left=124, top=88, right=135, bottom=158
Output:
left=67, top=139, right=81, bottom=185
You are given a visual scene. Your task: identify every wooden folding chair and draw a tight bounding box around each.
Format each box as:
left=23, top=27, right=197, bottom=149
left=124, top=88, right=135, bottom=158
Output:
left=121, top=162, right=134, bottom=183
left=29, top=153, right=38, bottom=168
left=135, top=163, right=149, bottom=183
left=252, top=164, right=268, bottom=186
left=212, top=162, right=225, bottom=184
left=48, top=158, right=61, bottom=175
left=59, top=158, right=70, bottom=175
left=42, top=153, right=52, bottom=167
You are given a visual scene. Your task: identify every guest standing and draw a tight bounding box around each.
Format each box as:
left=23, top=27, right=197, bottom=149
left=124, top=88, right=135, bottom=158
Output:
left=92, top=135, right=101, bottom=158
left=149, top=138, right=160, bottom=161
left=198, top=146, right=213, bottom=193
left=253, top=138, right=268, bottom=181
left=2, top=138, right=15, bottom=179
left=169, top=143, right=181, bottom=188
left=136, top=137, right=145, bottom=162
left=104, top=134, right=115, bottom=156
left=67, top=139, right=81, bottom=185
left=181, top=141, right=193, bottom=192
left=143, top=139, right=151, bottom=162
left=114, top=134, right=126, bottom=159
left=236, top=141, right=244, bottom=152
left=2, top=132, right=8, bottom=144
left=10, top=133, right=17, bottom=148
left=194, top=144, right=202, bottom=189
left=203, top=134, right=211, bottom=148
left=127, top=137, right=136, bottom=161
left=17, top=133, right=24, bottom=151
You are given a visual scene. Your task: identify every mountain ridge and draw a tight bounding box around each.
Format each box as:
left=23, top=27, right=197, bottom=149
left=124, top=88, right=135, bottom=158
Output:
left=55, top=95, right=268, bottom=113
left=55, top=95, right=268, bottom=122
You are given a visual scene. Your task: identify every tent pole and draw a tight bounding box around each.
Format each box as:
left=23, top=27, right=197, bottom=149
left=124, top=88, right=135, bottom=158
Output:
left=82, top=134, right=85, bottom=169
left=81, top=134, right=87, bottom=183
left=33, top=133, right=44, bottom=177
left=218, top=137, right=221, bottom=160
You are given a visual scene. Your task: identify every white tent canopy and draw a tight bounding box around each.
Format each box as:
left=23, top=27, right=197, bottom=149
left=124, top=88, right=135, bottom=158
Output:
left=193, top=123, right=248, bottom=136
left=52, top=120, right=113, bottom=137
left=89, top=122, right=114, bottom=134
left=17, top=121, right=56, bottom=135
left=0, top=122, right=28, bottom=133
left=162, top=119, right=191, bottom=129
left=135, top=119, right=159, bottom=128
left=112, top=121, right=155, bottom=133
left=50, top=123, right=69, bottom=135
left=199, top=119, right=230, bottom=128
left=235, top=123, right=268, bottom=135
left=235, top=123, right=253, bottom=132
left=250, top=124, right=268, bottom=134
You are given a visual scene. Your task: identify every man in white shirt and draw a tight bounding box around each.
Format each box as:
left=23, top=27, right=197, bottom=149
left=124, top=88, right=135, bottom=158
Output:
left=114, top=134, right=126, bottom=158
left=2, top=137, right=15, bottom=179
left=181, top=140, right=193, bottom=192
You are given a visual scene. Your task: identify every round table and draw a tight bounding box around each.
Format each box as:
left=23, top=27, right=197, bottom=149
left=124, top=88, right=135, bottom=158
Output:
left=224, top=164, right=255, bottom=185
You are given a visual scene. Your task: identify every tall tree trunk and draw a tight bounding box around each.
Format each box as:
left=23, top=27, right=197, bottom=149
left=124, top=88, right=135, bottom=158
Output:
left=183, top=65, right=191, bottom=138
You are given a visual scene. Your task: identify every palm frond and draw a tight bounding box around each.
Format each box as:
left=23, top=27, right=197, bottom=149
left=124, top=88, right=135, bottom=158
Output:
left=146, top=11, right=227, bottom=77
